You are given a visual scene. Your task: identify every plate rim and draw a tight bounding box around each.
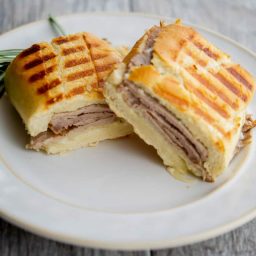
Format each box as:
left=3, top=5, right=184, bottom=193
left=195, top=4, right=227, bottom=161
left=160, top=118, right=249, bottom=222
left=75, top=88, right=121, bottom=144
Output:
left=1, top=207, right=255, bottom=250
left=1, top=11, right=256, bottom=250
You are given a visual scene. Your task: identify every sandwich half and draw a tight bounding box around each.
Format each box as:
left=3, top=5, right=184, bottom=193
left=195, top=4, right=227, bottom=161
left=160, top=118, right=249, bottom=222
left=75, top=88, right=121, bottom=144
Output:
left=104, top=21, right=256, bottom=181
left=5, top=32, right=132, bottom=154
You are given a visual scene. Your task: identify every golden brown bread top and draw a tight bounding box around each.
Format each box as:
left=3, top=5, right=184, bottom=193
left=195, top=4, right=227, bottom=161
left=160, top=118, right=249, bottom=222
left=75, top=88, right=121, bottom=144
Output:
left=9, top=32, right=122, bottom=108
left=125, top=22, right=255, bottom=138
left=154, top=23, right=254, bottom=106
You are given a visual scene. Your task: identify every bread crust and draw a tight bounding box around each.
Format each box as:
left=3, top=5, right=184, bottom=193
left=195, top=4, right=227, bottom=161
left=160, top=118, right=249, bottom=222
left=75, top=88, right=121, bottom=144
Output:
left=5, top=32, right=123, bottom=136
left=104, top=22, right=255, bottom=181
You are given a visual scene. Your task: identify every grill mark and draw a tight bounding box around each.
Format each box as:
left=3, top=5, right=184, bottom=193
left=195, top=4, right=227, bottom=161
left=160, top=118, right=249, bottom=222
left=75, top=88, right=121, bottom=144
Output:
left=62, top=46, right=85, bottom=56
left=91, top=82, right=99, bottom=89
left=66, top=69, right=95, bottom=81
left=173, top=39, right=187, bottom=61
left=185, top=49, right=207, bottom=67
left=64, top=57, right=90, bottom=68
left=82, top=34, right=99, bottom=88
left=47, top=94, right=63, bottom=105
left=37, top=78, right=61, bottom=94
left=29, top=65, right=56, bottom=83
left=227, top=67, right=253, bottom=90
left=193, top=42, right=219, bottom=60
left=182, top=51, right=249, bottom=103
left=187, top=69, right=239, bottom=110
left=66, top=86, right=85, bottom=98
left=194, top=107, right=225, bottom=135
left=19, top=44, right=43, bottom=58
left=54, top=35, right=80, bottom=45
left=24, top=53, right=56, bottom=70
left=42, top=53, right=56, bottom=62
left=98, top=79, right=105, bottom=87
left=173, top=34, right=195, bottom=61
left=185, top=81, right=230, bottom=118
left=88, top=43, right=100, bottom=48
left=92, top=53, right=108, bottom=60
left=154, top=86, right=189, bottom=108
left=95, top=62, right=116, bottom=72
left=155, top=85, right=226, bottom=135
left=24, top=58, right=43, bottom=70
left=213, top=72, right=248, bottom=102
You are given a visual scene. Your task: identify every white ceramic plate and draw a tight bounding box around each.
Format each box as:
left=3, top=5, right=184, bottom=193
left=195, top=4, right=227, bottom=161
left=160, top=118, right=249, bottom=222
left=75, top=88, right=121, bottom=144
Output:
left=0, top=12, right=256, bottom=250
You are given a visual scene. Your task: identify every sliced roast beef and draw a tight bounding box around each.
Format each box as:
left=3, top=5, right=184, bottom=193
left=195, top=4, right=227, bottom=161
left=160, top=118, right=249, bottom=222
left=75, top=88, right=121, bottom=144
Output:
left=234, top=114, right=256, bottom=156
left=49, top=104, right=115, bottom=134
left=123, top=25, right=209, bottom=164
left=128, top=26, right=161, bottom=68
left=28, top=104, right=116, bottom=149
left=119, top=81, right=208, bottom=165
left=28, top=130, right=57, bottom=150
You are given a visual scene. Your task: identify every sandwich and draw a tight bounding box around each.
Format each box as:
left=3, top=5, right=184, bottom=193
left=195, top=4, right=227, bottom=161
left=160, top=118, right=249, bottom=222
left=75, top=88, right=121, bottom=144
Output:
left=104, top=21, right=256, bottom=181
left=5, top=32, right=133, bottom=154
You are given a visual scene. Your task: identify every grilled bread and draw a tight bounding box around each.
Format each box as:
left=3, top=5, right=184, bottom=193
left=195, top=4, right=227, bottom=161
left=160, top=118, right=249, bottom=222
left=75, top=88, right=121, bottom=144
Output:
left=104, top=21, right=255, bottom=181
left=5, top=32, right=132, bottom=154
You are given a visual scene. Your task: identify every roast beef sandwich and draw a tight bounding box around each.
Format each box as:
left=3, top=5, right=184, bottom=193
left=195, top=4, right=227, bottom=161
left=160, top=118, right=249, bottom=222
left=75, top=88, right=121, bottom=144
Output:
left=104, top=21, right=256, bottom=181
left=5, top=32, right=132, bottom=154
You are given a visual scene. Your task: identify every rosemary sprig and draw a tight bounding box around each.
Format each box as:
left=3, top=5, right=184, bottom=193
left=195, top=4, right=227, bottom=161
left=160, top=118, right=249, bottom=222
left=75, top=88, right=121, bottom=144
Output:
left=0, top=15, right=65, bottom=98
left=0, top=49, right=23, bottom=56
left=0, top=62, right=11, bottom=70
left=0, top=50, right=22, bottom=97
left=48, top=15, right=66, bottom=36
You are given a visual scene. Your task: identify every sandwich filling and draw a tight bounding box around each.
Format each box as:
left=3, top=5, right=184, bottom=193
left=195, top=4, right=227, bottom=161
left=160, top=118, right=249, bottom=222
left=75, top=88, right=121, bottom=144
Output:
left=128, top=26, right=161, bottom=69
left=118, top=81, right=208, bottom=166
left=118, top=80, right=255, bottom=172
left=120, top=25, right=209, bottom=169
left=29, top=104, right=116, bottom=150
left=117, top=24, right=255, bottom=176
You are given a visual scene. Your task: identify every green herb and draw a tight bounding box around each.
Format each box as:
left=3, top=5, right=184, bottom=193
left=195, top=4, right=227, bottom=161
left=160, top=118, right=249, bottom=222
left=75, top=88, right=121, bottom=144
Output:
left=0, top=15, right=65, bottom=98
left=48, top=15, right=66, bottom=37
left=0, top=49, right=22, bottom=97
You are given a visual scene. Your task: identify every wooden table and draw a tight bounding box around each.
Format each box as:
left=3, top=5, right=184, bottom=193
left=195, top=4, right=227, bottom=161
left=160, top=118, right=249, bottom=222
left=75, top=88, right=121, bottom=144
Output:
left=1, top=0, right=256, bottom=255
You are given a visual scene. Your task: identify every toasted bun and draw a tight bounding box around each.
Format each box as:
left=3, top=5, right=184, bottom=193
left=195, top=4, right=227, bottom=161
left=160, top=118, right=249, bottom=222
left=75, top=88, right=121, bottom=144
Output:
left=27, top=120, right=132, bottom=154
left=104, top=22, right=255, bottom=181
left=5, top=32, right=122, bottom=136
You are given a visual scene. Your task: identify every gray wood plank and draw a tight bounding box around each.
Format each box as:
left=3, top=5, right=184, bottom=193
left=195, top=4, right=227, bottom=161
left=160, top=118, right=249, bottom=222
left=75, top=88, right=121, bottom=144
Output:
left=0, top=0, right=256, bottom=255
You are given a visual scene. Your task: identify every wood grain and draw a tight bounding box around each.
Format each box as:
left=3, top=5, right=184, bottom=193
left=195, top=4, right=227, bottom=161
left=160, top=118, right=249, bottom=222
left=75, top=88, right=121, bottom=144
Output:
left=1, top=0, right=256, bottom=255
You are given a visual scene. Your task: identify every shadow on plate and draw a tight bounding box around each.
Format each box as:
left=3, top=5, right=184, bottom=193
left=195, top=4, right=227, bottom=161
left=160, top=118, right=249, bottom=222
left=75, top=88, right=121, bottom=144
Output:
left=117, top=133, right=163, bottom=166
